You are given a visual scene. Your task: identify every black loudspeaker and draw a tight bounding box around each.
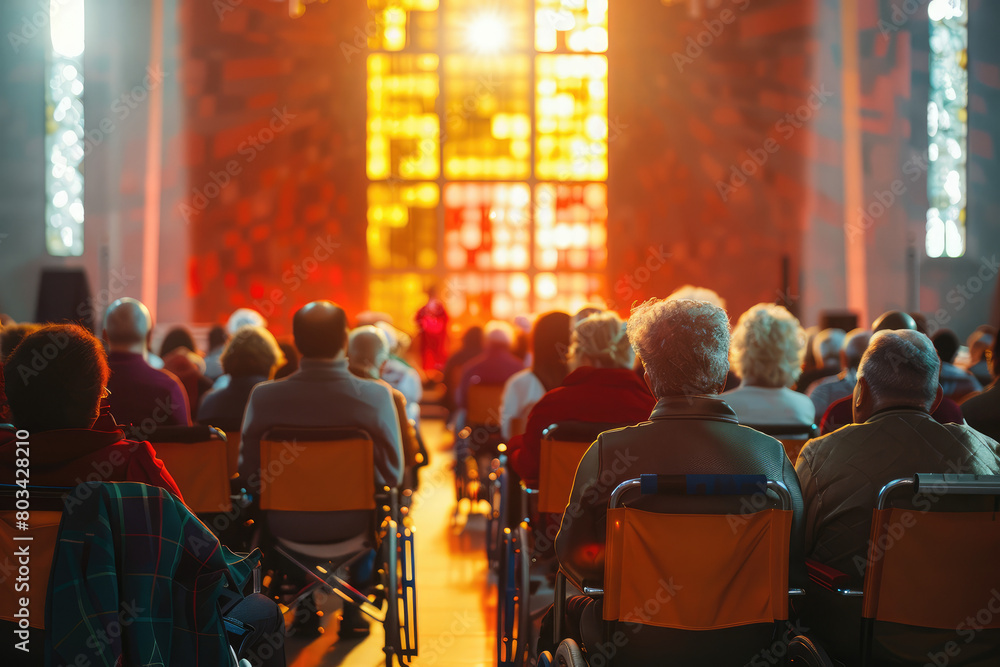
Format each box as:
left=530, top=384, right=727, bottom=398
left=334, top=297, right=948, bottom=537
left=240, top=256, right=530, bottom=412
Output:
left=818, top=311, right=859, bottom=332
left=35, top=268, right=94, bottom=331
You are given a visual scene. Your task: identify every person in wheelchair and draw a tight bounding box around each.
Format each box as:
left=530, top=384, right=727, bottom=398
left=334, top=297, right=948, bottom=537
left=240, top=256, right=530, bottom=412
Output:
left=239, top=301, right=403, bottom=638
left=507, top=310, right=654, bottom=489
left=795, top=329, right=1000, bottom=657
left=0, top=324, right=182, bottom=498
left=546, top=297, right=806, bottom=661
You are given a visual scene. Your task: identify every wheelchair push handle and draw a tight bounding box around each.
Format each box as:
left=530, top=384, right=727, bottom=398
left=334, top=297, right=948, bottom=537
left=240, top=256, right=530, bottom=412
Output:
left=876, top=473, right=1000, bottom=510
left=610, top=475, right=792, bottom=510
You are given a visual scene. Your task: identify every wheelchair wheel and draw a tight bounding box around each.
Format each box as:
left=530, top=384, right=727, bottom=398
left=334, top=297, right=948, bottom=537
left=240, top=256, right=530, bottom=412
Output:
left=485, top=458, right=506, bottom=568
left=381, top=520, right=400, bottom=667
left=554, top=639, right=587, bottom=666
left=787, top=635, right=836, bottom=666
left=497, top=522, right=530, bottom=666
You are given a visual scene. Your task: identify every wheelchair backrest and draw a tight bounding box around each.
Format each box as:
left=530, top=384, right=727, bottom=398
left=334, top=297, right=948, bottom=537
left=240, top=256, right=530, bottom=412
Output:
left=602, top=475, right=793, bottom=631
left=146, top=425, right=231, bottom=513
left=466, top=384, right=505, bottom=427
left=538, top=421, right=630, bottom=514
left=259, top=427, right=375, bottom=512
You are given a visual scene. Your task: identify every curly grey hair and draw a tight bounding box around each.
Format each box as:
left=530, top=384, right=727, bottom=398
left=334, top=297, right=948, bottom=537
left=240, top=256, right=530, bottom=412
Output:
left=627, top=298, right=731, bottom=398
left=730, top=303, right=805, bottom=388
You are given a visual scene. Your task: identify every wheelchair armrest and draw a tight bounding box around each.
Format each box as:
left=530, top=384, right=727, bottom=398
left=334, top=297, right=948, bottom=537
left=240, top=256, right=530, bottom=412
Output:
left=807, top=559, right=862, bottom=596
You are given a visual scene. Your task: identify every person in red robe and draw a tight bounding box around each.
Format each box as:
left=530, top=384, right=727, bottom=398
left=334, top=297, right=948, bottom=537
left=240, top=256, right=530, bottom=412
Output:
left=415, top=285, right=449, bottom=373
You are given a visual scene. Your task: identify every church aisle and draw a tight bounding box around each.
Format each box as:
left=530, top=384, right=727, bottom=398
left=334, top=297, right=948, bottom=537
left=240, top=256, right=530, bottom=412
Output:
left=286, top=418, right=496, bottom=666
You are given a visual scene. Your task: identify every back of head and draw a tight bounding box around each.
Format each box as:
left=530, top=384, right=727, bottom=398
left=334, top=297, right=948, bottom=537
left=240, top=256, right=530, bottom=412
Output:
left=160, top=326, right=197, bottom=358
left=967, top=327, right=995, bottom=363
left=4, top=324, right=109, bottom=431
left=813, top=328, right=846, bottom=367
left=103, top=298, right=151, bottom=348
left=842, top=328, right=872, bottom=369
left=930, top=329, right=960, bottom=364
left=570, top=311, right=633, bottom=370
left=461, top=326, right=484, bottom=352
left=221, top=325, right=285, bottom=379
left=227, top=308, right=267, bottom=336
left=571, top=306, right=604, bottom=330
left=871, top=310, right=917, bottom=333
left=730, top=303, right=805, bottom=388
left=0, top=323, right=41, bottom=362
left=531, top=311, right=571, bottom=390
left=666, top=285, right=727, bottom=310
left=274, top=339, right=300, bottom=379
left=628, top=298, right=730, bottom=398
left=909, top=312, right=930, bottom=335
left=348, top=325, right=390, bottom=374
left=293, top=301, right=348, bottom=359
left=208, top=325, right=229, bottom=351
left=858, top=330, right=940, bottom=410
left=484, top=320, right=515, bottom=350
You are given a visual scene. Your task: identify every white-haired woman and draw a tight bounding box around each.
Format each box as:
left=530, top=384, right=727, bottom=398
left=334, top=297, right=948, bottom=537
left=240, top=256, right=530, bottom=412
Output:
left=722, top=303, right=816, bottom=430
left=508, top=311, right=654, bottom=487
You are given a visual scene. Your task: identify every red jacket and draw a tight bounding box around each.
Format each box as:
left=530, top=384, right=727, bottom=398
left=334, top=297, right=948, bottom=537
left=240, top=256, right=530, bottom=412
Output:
left=0, top=427, right=183, bottom=501
left=508, top=367, right=655, bottom=486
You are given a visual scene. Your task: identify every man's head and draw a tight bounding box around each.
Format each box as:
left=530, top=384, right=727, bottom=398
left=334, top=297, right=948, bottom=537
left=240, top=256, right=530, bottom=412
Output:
left=841, top=328, right=872, bottom=371
left=103, top=298, right=152, bottom=353
left=4, top=324, right=109, bottom=432
left=813, top=328, right=846, bottom=369
left=484, top=320, right=515, bottom=350
left=207, top=325, right=229, bottom=352
left=221, top=325, right=285, bottom=379
left=871, top=310, right=917, bottom=333
left=627, top=298, right=730, bottom=398
left=853, top=330, right=942, bottom=423
left=930, top=329, right=961, bottom=364
left=348, top=325, right=391, bottom=379
left=292, top=301, right=348, bottom=359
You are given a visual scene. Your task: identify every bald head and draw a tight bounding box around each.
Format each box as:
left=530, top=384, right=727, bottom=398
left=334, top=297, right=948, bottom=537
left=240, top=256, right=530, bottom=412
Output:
left=871, top=310, right=916, bottom=333
left=293, top=301, right=348, bottom=359
left=103, top=298, right=152, bottom=351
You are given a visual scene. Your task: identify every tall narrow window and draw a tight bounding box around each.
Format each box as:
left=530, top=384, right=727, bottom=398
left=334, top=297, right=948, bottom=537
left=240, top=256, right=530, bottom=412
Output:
left=366, top=0, right=609, bottom=328
left=926, top=0, right=967, bottom=258
left=46, top=0, right=85, bottom=256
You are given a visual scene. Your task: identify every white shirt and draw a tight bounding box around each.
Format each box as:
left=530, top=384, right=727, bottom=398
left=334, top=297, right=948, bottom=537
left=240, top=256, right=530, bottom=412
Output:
left=500, top=369, right=546, bottom=439
left=721, top=384, right=817, bottom=432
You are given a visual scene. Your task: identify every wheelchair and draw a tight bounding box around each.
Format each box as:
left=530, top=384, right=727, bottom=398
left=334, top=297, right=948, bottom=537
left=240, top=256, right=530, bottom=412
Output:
left=787, top=473, right=1000, bottom=667
left=0, top=482, right=265, bottom=667
left=496, top=421, right=630, bottom=666
left=541, top=473, right=806, bottom=666
left=253, top=426, right=417, bottom=667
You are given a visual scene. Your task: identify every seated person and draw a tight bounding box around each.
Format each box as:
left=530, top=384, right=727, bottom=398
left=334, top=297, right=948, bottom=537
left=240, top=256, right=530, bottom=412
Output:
left=932, top=328, right=983, bottom=401
left=348, top=325, right=422, bottom=484
left=500, top=311, right=570, bottom=440
left=508, top=311, right=654, bottom=488
left=202, top=324, right=229, bottom=380
left=197, top=325, right=285, bottom=434
left=550, top=298, right=805, bottom=661
left=806, top=328, right=871, bottom=419
left=454, top=321, right=525, bottom=431
left=376, top=321, right=424, bottom=425
left=0, top=324, right=181, bottom=498
left=961, top=333, right=1000, bottom=441
left=722, top=303, right=816, bottom=432
left=159, top=326, right=213, bottom=420
left=964, top=326, right=995, bottom=387
left=796, top=330, right=1000, bottom=654
left=240, top=301, right=402, bottom=638
left=441, top=326, right=484, bottom=419
left=818, top=311, right=966, bottom=434
left=794, top=327, right=846, bottom=392
left=103, top=298, right=191, bottom=428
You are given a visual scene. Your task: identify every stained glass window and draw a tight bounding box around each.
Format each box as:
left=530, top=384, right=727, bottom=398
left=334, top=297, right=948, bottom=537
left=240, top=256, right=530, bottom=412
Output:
left=367, top=0, right=609, bottom=327
left=926, top=0, right=968, bottom=258
left=46, top=0, right=85, bottom=256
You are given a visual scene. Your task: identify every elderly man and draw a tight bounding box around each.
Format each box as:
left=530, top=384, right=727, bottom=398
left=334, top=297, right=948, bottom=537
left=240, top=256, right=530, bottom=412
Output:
left=806, top=328, right=872, bottom=418
left=348, top=325, right=422, bottom=486
left=239, top=301, right=402, bottom=638
left=103, top=298, right=191, bottom=428
left=797, top=329, right=1000, bottom=582
left=795, top=327, right=846, bottom=392
left=550, top=298, right=804, bottom=662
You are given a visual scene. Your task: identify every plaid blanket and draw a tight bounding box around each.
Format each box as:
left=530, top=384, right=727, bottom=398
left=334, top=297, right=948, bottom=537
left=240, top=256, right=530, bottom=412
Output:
left=45, top=482, right=259, bottom=666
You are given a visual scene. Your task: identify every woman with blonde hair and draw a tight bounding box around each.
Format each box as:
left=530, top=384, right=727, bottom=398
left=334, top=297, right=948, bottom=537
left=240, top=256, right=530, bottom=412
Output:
left=722, top=303, right=816, bottom=430
left=508, top=311, right=654, bottom=487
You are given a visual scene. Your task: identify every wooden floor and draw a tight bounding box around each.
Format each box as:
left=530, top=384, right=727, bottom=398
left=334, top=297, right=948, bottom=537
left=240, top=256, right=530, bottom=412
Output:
left=285, top=418, right=496, bottom=667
